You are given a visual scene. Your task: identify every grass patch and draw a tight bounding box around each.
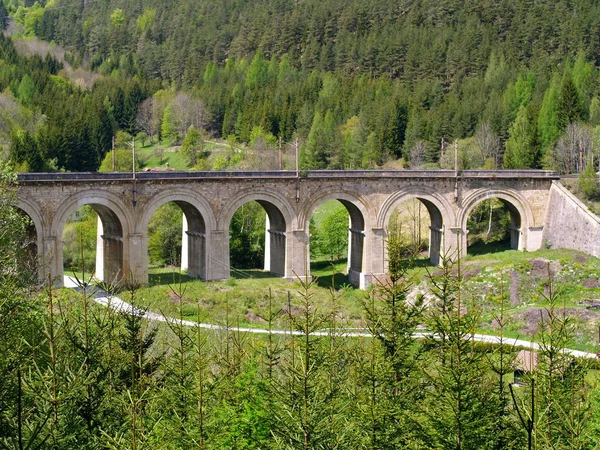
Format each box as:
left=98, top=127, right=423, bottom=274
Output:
left=560, top=178, right=600, bottom=216
left=310, top=259, right=351, bottom=290
left=69, top=248, right=600, bottom=352
left=124, top=266, right=364, bottom=330
left=467, top=238, right=513, bottom=256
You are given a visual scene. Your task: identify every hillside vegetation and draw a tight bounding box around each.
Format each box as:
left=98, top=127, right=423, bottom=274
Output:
left=2, top=0, right=600, bottom=182
left=4, top=2, right=600, bottom=444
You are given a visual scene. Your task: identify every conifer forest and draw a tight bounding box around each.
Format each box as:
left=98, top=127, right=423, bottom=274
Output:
left=3, top=0, right=600, bottom=448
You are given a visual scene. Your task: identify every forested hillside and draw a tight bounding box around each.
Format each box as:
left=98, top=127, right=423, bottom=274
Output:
left=2, top=0, right=600, bottom=173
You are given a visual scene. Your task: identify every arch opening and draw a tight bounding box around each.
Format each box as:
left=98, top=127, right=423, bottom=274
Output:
left=147, top=201, right=207, bottom=280
left=229, top=200, right=286, bottom=278
left=387, top=198, right=442, bottom=267
left=62, top=204, right=123, bottom=283
left=4, top=206, right=38, bottom=284
left=309, top=199, right=364, bottom=288
left=466, top=198, right=521, bottom=255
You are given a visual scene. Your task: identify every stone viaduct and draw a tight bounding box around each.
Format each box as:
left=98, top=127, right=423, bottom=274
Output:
left=14, top=170, right=559, bottom=288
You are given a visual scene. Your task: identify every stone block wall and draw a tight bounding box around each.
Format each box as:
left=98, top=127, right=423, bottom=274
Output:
left=542, top=181, right=600, bottom=257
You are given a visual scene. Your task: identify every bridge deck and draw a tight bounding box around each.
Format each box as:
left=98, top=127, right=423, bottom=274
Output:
left=17, top=169, right=559, bottom=183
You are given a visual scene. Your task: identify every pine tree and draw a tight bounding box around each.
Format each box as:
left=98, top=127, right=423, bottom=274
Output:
left=533, top=269, right=594, bottom=448
left=558, top=75, right=585, bottom=130
left=421, top=254, right=499, bottom=450
left=161, top=104, right=177, bottom=144
left=358, top=231, right=426, bottom=448
left=301, top=111, right=329, bottom=169
left=0, top=2, right=8, bottom=30
left=537, top=72, right=561, bottom=152
left=181, top=125, right=204, bottom=167
left=503, top=105, right=538, bottom=169
left=10, top=128, right=44, bottom=172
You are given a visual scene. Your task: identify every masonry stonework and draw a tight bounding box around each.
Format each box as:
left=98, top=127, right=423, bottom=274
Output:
left=15, top=170, right=558, bottom=288
left=542, top=181, right=600, bottom=257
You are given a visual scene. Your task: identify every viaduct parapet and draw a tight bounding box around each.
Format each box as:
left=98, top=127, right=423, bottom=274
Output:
left=15, top=170, right=559, bottom=288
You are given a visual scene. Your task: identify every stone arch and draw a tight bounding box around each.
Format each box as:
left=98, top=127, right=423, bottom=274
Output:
left=458, top=189, right=534, bottom=252
left=300, top=190, right=370, bottom=287
left=378, top=187, right=455, bottom=266
left=139, top=190, right=217, bottom=280
left=13, top=197, right=46, bottom=280
left=52, top=190, right=133, bottom=284
left=221, top=189, right=295, bottom=278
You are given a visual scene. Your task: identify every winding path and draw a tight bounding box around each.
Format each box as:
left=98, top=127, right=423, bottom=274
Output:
left=64, top=277, right=597, bottom=359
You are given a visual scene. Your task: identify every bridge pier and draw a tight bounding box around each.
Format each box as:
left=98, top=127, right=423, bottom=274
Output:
left=264, top=215, right=287, bottom=277
left=447, top=227, right=466, bottom=260
left=510, top=226, right=521, bottom=250
left=181, top=214, right=188, bottom=272
left=268, top=230, right=286, bottom=276
left=526, top=226, right=544, bottom=251
left=43, top=236, right=60, bottom=284
left=429, top=226, right=443, bottom=266
left=186, top=231, right=207, bottom=279
left=348, top=227, right=366, bottom=288
left=368, top=227, right=385, bottom=272
left=102, top=234, right=123, bottom=283
left=127, top=232, right=144, bottom=284
left=288, top=229, right=311, bottom=282
left=209, top=230, right=230, bottom=281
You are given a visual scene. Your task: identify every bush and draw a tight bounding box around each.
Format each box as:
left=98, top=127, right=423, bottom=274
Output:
left=579, top=161, right=599, bottom=200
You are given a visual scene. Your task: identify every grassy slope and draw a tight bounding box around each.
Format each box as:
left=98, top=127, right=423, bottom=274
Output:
left=560, top=177, right=600, bottom=215
left=135, top=140, right=236, bottom=171
left=104, top=247, right=600, bottom=352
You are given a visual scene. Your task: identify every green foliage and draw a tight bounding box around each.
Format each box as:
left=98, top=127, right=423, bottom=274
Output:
left=537, top=73, right=561, bottom=152
left=311, top=203, right=349, bottom=263
left=503, top=105, right=538, bottom=169
left=579, top=160, right=599, bottom=200
left=161, top=104, right=177, bottom=143
left=421, top=255, right=499, bottom=450
left=245, top=49, right=269, bottom=90
left=531, top=273, right=595, bottom=448
left=136, top=7, right=155, bottom=33
left=558, top=75, right=586, bottom=130
left=467, top=199, right=511, bottom=247
left=229, top=201, right=266, bottom=270
left=358, top=243, right=426, bottom=448
left=110, top=8, right=126, bottom=28
left=13, top=3, right=44, bottom=35
left=9, top=127, right=44, bottom=172
left=62, top=206, right=97, bottom=274
left=148, top=203, right=182, bottom=267
left=0, top=163, right=36, bottom=286
left=2, top=211, right=600, bottom=448
left=15, top=74, right=35, bottom=105
left=504, top=72, right=535, bottom=121
left=99, top=148, right=138, bottom=172
left=0, top=1, right=8, bottom=30
left=180, top=125, right=204, bottom=167
left=6, top=2, right=600, bottom=171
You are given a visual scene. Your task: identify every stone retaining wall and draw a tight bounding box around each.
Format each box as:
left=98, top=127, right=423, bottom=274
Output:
left=542, top=181, right=600, bottom=257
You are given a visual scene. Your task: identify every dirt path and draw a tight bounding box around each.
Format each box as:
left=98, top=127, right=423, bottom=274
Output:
left=64, top=276, right=597, bottom=359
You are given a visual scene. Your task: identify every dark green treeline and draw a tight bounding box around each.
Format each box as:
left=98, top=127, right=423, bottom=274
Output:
left=3, top=0, right=600, bottom=172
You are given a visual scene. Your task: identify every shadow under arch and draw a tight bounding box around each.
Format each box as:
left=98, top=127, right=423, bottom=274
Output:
left=52, top=190, right=132, bottom=284
left=378, top=189, right=455, bottom=266
left=221, top=190, right=294, bottom=278
left=14, top=197, right=46, bottom=280
left=10, top=200, right=44, bottom=281
left=459, top=190, right=533, bottom=252
left=140, top=190, right=217, bottom=280
left=301, top=191, right=369, bottom=288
